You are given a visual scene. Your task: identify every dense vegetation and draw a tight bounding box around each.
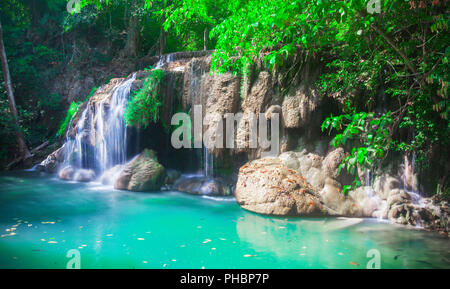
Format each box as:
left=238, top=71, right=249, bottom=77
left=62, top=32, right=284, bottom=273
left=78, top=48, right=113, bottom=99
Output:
left=57, top=85, right=98, bottom=137
left=124, top=67, right=164, bottom=128
left=0, top=0, right=448, bottom=195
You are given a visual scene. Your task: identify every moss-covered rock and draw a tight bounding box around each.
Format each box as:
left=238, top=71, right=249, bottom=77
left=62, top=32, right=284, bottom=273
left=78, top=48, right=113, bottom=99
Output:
left=114, top=149, right=166, bottom=192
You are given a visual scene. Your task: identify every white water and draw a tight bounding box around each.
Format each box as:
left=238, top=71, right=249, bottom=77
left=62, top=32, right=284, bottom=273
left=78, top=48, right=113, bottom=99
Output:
left=401, top=153, right=426, bottom=206
left=61, top=74, right=136, bottom=175
left=203, top=146, right=214, bottom=177
left=155, top=53, right=175, bottom=69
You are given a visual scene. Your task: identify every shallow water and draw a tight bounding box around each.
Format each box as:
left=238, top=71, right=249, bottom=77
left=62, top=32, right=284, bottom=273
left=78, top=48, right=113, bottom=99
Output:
left=0, top=171, right=448, bottom=269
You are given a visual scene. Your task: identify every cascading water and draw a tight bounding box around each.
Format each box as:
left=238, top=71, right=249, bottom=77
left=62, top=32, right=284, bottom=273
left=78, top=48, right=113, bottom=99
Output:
left=402, top=152, right=425, bottom=207
left=155, top=53, right=175, bottom=68
left=61, top=73, right=137, bottom=177
left=203, top=146, right=214, bottom=177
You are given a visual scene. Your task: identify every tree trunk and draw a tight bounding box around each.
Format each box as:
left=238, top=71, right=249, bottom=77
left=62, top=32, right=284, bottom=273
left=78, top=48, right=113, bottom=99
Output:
left=159, top=2, right=166, bottom=56
left=0, top=20, right=31, bottom=160
left=125, top=15, right=138, bottom=57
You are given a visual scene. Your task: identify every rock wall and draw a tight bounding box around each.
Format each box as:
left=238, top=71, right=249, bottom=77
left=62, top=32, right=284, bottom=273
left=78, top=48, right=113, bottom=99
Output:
left=235, top=151, right=449, bottom=236
left=38, top=51, right=448, bottom=235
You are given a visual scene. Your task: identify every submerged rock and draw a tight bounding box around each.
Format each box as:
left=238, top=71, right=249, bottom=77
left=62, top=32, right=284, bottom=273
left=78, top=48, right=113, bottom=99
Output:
left=165, top=169, right=181, bottom=185
left=58, top=166, right=96, bottom=182
left=100, top=165, right=125, bottom=185
left=173, top=175, right=232, bottom=196
left=58, top=166, right=75, bottom=181
left=73, top=169, right=96, bottom=182
left=385, top=190, right=449, bottom=234
left=235, top=157, right=325, bottom=216
left=114, top=149, right=166, bottom=192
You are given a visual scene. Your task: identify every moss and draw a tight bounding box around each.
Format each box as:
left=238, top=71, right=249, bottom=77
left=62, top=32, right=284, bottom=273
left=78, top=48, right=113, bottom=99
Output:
left=57, top=86, right=99, bottom=137
left=56, top=102, right=79, bottom=137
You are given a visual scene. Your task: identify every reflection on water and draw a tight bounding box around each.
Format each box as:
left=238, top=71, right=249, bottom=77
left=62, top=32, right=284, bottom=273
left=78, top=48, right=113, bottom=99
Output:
left=236, top=212, right=450, bottom=268
left=0, top=171, right=449, bottom=269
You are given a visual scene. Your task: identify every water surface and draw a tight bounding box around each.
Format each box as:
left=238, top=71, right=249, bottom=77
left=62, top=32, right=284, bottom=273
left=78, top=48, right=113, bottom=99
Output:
left=0, top=171, right=448, bottom=269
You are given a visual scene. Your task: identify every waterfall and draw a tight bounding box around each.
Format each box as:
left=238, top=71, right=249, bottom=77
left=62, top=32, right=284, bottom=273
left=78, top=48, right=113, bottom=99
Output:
left=203, top=146, right=214, bottom=177
left=61, top=74, right=136, bottom=176
left=401, top=152, right=425, bottom=207
left=155, top=53, right=175, bottom=68
left=365, top=169, right=372, bottom=187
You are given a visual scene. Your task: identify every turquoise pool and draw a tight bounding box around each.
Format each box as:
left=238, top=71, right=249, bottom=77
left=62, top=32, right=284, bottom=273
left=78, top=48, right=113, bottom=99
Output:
left=0, top=171, right=448, bottom=269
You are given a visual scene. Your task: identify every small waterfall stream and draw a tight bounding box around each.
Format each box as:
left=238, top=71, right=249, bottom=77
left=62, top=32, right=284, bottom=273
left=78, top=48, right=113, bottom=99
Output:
left=402, top=152, right=425, bottom=207
left=61, top=74, right=136, bottom=177
left=203, top=146, right=214, bottom=177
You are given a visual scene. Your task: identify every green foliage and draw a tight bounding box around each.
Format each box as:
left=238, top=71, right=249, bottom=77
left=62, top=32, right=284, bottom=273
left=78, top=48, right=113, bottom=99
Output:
left=0, top=0, right=448, bottom=188
left=57, top=101, right=79, bottom=137
left=56, top=86, right=98, bottom=137
left=322, top=112, right=393, bottom=195
left=124, top=68, right=164, bottom=128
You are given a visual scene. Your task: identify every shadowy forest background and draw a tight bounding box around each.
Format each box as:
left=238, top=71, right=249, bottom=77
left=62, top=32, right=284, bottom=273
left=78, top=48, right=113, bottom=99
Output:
left=0, top=0, right=448, bottom=196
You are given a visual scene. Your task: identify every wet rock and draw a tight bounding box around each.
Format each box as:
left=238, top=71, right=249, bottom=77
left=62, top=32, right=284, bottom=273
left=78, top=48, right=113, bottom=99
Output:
left=173, top=175, right=232, bottom=196
left=278, top=151, right=300, bottom=171
left=38, top=146, right=65, bottom=173
left=73, top=169, right=96, bottom=182
left=58, top=166, right=75, bottom=181
left=114, top=149, right=166, bottom=192
left=373, top=174, right=402, bottom=200
left=130, top=79, right=144, bottom=92
left=293, top=150, right=326, bottom=189
left=100, top=165, right=125, bottom=185
left=235, top=157, right=325, bottom=216
left=385, top=192, right=450, bottom=233
left=235, top=150, right=450, bottom=235
left=322, top=148, right=352, bottom=185
left=165, top=169, right=181, bottom=185
left=320, top=177, right=351, bottom=215
left=66, top=77, right=128, bottom=143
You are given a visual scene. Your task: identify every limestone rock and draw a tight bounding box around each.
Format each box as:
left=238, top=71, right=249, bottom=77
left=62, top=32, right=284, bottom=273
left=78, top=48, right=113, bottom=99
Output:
left=58, top=166, right=75, bottom=181
left=173, top=175, right=232, bottom=196
left=73, top=169, right=96, bottom=182
left=38, top=146, right=65, bottom=173
left=235, top=157, right=325, bottom=216
left=241, top=71, right=272, bottom=114
left=165, top=169, right=181, bottom=185
left=100, top=165, right=124, bottom=185
left=281, top=90, right=319, bottom=128
left=373, top=174, right=402, bottom=200
left=203, top=72, right=241, bottom=155
left=114, top=149, right=166, bottom=192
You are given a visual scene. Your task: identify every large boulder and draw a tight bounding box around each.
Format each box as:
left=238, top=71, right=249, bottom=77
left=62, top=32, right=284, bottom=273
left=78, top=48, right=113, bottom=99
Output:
left=58, top=166, right=95, bottom=182
left=58, top=166, right=75, bottom=181
left=235, top=157, right=326, bottom=216
left=114, top=149, right=166, bottom=192
left=73, top=169, right=96, bottom=182
left=100, top=165, right=125, bottom=185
